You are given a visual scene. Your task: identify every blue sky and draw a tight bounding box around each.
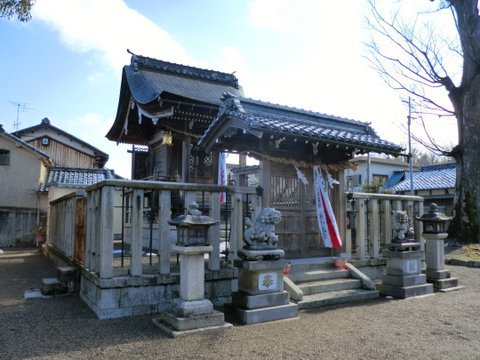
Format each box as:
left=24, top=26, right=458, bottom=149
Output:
left=0, top=0, right=458, bottom=178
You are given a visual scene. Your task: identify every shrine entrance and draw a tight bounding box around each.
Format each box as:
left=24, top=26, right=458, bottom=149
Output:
left=265, top=161, right=343, bottom=259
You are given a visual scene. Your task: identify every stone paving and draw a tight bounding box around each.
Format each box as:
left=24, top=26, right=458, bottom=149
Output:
left=1, top=247, right=480, bottom=359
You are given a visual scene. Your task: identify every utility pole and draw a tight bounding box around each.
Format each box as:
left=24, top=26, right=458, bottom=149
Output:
left=406, top=98, right=414, bottom=195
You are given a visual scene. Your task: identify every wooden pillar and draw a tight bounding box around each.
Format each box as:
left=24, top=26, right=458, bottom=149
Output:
left=158, top=190, right=171, bottom=275
left=98, top=186, right=114, bottom=279
left=230, top=192, right=243, bottom=264
left=416, top=199, right=425, bottom=251
left=130, top=189, right=144, bottom=276
left=181, top=137, right=191, bottom=183
left=208, top=192, right=221, bottom=271
left=355, top=198, right=367, bottom=260
left=345, top=228, right=352, bottom=259
left=369, top=199, right=380, bottom=259
left=383, top=199, right=392, bottom=247
left=261, top=158, right=271, bottom=208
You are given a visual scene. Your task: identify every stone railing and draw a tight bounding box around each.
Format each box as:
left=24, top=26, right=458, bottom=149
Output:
left=345, top=192, right=424, bottom=261
left=83, top=180, right=259, bottom=279
left=48, top=190, right=86, bottom=264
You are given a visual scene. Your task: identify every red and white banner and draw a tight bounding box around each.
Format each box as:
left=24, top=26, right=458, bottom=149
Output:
left=313, top=165, right=342, bottom=248
left=218, top=152, right=227, bottom=203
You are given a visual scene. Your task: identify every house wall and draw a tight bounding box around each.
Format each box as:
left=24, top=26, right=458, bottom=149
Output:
left=0, top=137, right=45, bottom=209
left=26, top=137, right=97, bottom=168
left=345, top=157, right=410, bottom=192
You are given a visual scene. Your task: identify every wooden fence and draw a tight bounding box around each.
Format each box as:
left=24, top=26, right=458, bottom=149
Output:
left=48, top=191, right=86, bottom=264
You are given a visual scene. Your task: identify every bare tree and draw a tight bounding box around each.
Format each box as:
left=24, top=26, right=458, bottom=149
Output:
left=0, top=0, right=35, bottom=22
left=366, top=0, right=480, bottom=242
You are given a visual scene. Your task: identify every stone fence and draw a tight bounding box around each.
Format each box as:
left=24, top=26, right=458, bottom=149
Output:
left=345, top=192, right=424, bottom=261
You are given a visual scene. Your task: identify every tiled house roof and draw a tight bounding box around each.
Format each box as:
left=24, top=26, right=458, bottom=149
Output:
left=40, top=167, right=119, bottom=191
left=388, top=163, right=456, bottom=192
left=199, top=96, right=403, bottom=155
left=13, top=118, right=109, bottom=167
left=0, top=125, right=51, bottom=162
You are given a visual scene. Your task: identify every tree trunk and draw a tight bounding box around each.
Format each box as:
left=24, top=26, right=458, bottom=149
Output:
left=450, top=75, right=480, bottom=243
left=448, top=1, right=480, bottom=243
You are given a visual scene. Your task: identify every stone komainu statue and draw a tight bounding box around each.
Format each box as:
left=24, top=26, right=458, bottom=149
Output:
left=392, top=210, right=414, bottom=242
left=243, top=208, right=282, bottom=250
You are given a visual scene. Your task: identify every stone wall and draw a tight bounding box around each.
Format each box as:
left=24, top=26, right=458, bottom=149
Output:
left=80, top=267, right=238, bottom=319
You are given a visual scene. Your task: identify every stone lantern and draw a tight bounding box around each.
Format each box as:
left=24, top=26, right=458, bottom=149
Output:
left=417, top=203, right=451, bottom=237
left=417, top=203, right=459, bottom=291
left=169, top=202, right=218, bottom=246
left=153, top=202, right=231, bottom=337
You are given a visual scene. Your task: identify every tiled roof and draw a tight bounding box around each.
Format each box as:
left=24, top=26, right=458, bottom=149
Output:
left=40, top=167, right=118, bottom=191
left=389, top=163, right=456, bottom=192
left=131, top=54, right=240, bottom=89
left=106, top=55, right=244, bottom=144
left=383, top=171, right=405, bottom=189
left=199, top=96, right=403, bottom=155
left=125, top=55, right=243, bottom=105
left=13, top=118, right=109, bottom=166
left=0, top=126, right=51, bottom=162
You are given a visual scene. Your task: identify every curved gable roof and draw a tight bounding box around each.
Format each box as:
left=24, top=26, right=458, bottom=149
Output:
left=198, top=95, right=403, bottom=156
left=106, top=54, right=244, bottom=144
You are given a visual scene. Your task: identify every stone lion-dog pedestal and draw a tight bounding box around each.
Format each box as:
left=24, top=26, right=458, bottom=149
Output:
left=230, top=208, right=298, bottom=324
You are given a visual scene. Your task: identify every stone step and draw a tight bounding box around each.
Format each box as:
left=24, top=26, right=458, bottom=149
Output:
left=297, top=289, right=380, bottom=310
left=299, top=278, right=362, bottom=295
left=288, top=268, right=349, bottom=283
left=41, top=277, right=67, bottom=296
left=288, top=257, right=335, bottom=272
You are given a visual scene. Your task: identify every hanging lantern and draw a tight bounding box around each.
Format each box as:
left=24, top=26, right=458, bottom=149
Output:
left=162, top=131, right=173, bottom=146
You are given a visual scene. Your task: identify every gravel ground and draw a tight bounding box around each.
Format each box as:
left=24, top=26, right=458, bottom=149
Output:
left=1, top=248, right=480, bottom=360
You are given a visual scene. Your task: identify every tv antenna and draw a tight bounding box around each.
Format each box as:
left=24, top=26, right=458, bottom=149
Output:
left=9, top=101, right=33, bottom=131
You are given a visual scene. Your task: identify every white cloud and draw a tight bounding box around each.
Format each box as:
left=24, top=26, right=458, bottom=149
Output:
left=33, top=0, right=191, bottom=71
left=249, top=0, right=297, bottom=32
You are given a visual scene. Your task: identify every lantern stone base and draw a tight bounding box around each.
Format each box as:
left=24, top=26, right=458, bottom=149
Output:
left=153, top=309, right=232, bottom=338
left=379, top=247, right=433, bottom=299
left=423, top=235, right=462, bottom=292
left=228, top=259, right=298, bottom=324
left=152, top=244, right=232, bottom=337
left=425, top=269, right=461, bottom=292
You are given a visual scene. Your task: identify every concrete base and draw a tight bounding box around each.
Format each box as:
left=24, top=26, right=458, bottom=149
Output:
left=231, top=259, right=298, bottom=324
left=41, top=277, right=67, bottom=295
left=152, top=310, right=232, bottom=338
left=230, top=302, right=298, bottom=324
left=171, top=298, right=213, bottom=317
left=426, top=269, right=451, bottom=280
left=430, top=277, right=459, bottom=291
left=379, top=282, right=433, bottom=299
left=380, top=246, right=433, bottom=299
left=232, top=290, right=290, bottom=309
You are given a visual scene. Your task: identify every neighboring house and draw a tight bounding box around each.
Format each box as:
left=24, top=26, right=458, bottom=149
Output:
left=106, top=54, right=402, bottom=258
left=13, top=117, right=109, bottom=169
left=344, top=155, right=415, bottom=192
left=41, top=166, right=119, bottom=202
left=0, top=125, right=52, bottom=246
left=386, top=163, right=456, bottom=215
left=1, top=119, right=115, bottom=248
